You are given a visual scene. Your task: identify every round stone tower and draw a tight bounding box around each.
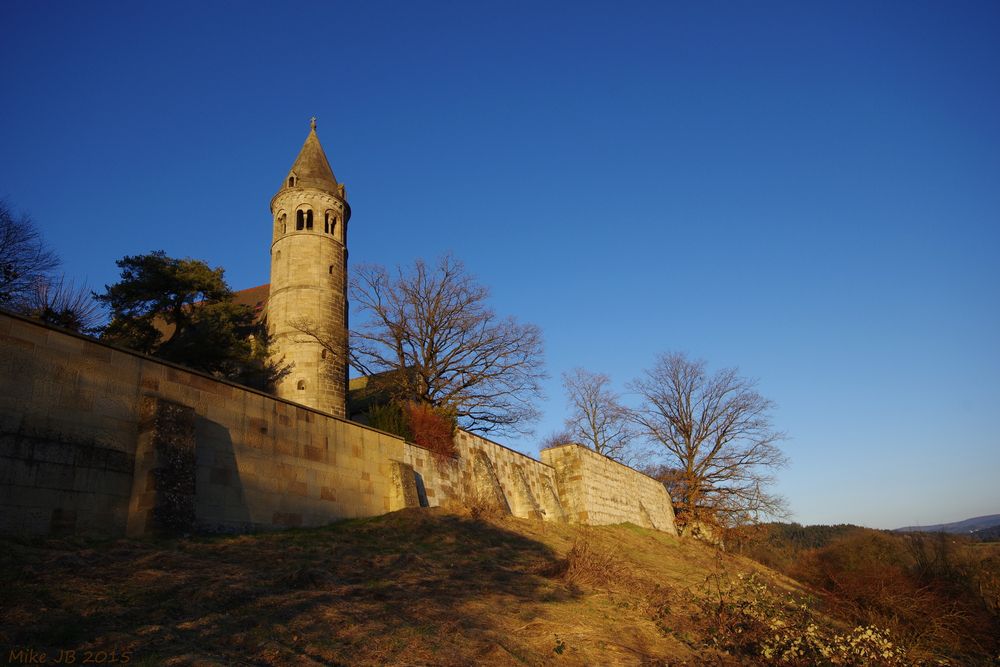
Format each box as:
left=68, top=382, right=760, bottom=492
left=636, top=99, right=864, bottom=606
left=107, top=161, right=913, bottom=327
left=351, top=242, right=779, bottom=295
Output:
left=267, top=118, right=351, bottom=417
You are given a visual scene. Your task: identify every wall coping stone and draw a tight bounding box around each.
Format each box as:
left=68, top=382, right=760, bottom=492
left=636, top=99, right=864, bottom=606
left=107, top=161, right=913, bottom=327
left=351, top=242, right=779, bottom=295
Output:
left=0, top=309, right=412, bottom=445
left=541, top=442, right=666, bottom=486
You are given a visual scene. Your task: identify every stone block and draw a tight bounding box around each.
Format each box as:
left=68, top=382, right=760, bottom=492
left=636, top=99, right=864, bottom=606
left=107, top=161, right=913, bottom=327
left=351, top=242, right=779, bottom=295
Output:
left=8, top=320, right=40, bottom=344
left=34, top=462, right=77, bottom=490
left=274, top=438, right=295, bottom=457
left=272, top=511, right=302, bottom=527
left=209, top=467, right=232, bottom=486
left=50, top=508, right=77, bottom=536
left=22, top=507, right=50, bottom=534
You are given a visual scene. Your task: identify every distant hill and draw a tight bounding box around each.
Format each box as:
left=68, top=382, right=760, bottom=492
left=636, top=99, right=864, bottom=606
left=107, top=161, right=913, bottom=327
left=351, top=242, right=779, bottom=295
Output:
left=895, top=513, right=1000, bottom=534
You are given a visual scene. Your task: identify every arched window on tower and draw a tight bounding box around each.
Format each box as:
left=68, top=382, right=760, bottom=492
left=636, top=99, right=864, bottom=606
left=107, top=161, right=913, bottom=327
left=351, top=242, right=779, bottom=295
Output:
left=296, top=210, right=304, bottom=230
left=297, top=379, right=306, bottom=391
left=288, top=176, right=296, bottom=187
left=306, top=210, right=313, bottom=230
left=330, top=215, right=337, bottom=235
left=279, top=213, right=287, bottom=234
left=324, top=211, right=330, bottom=233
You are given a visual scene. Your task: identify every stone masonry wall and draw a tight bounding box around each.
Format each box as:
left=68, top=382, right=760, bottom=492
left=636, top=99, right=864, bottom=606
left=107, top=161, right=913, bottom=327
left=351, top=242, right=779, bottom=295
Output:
left=0, top=311, right=407, bottom=536
left=0, top=316, right=137, bottom=536
left=541, top=443, right=677, bottom=535
left=401, top=430, right=566, bottom=522
left=0, top=311, right=674, bottom=538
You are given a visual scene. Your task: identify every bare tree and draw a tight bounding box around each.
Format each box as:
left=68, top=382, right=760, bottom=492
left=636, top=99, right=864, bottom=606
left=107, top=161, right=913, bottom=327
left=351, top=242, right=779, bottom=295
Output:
left=561, top=368, right=635, bottom=463
left=630, top=352, right=788, bottom=530
left=0, top=200, right=59, bottom=308
left=348, top=254, right=545, bottom=436
left=23, top=276, right=102, bottom=333
left=540, top=429, right=575, bottom=450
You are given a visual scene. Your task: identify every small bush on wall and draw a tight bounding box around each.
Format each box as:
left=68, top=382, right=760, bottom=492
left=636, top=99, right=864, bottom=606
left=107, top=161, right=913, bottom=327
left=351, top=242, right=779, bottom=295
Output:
left=405, top=402, right=457, bottom=461
left=367, top=400, right=457, bottom=461
left=368, top=402, right=413, bottom=441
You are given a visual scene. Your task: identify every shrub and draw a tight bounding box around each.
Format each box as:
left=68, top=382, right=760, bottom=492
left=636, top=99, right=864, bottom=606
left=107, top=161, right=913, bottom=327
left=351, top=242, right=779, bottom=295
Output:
left=466, top=486, right=507, bottom=521
left=688, top=569, right=910, bottom=665
left=404, top=401, right=457, bottom=462
left=791, top=531, right=1000, bottom=664
left=367, top=400, right=458, bottom=462
left=367, top=401, right=413, bottom=441
left=538, top=538, right=631, bottom=590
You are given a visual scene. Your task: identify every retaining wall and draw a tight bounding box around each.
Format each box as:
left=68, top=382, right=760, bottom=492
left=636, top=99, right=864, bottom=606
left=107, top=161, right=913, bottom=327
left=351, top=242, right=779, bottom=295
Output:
left=0, top=311, right=675, bottom=538
left=541, top=443, right=677, bottom=533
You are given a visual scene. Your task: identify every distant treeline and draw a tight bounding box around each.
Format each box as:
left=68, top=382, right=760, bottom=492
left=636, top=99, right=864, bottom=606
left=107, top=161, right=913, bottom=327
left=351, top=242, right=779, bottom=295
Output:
left=973, top=524, right=1000, bottom=541
left=731, top=522, right=866, bottom=570
left=895, top=523, right=1000, bottom=542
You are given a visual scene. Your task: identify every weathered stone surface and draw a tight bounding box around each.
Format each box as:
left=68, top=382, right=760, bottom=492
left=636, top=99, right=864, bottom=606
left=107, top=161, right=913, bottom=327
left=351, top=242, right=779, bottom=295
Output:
left=1, top=311, right=676, bottom=538
left=266, top=122, right=351, bottom=419
left=541, top=444, right=677, bottom=536
left=388, top=460, right=420, bottom=511
left=127, top=398, right=196, bottom=537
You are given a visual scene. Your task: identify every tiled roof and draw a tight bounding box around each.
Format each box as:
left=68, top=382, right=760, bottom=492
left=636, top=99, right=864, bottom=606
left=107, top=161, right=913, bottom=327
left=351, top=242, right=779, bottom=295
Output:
left=284, top=121, right=339, bottom=193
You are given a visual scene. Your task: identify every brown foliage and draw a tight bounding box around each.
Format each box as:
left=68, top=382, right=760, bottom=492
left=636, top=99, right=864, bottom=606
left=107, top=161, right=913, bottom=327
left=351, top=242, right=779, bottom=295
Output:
left=404, top=401, right=457, bottom=461
left=790, top=530, right=1000, bottom=664
left=362, top=399, right=457, bottom=463
left=540, top=538, right=631, bottom=588
left=979, top=553, right=1000, bottom=616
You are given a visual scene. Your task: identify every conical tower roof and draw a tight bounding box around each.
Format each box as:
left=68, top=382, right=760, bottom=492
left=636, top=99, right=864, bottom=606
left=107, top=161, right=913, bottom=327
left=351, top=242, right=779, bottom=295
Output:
left=284, top=118, right=339, bottom=192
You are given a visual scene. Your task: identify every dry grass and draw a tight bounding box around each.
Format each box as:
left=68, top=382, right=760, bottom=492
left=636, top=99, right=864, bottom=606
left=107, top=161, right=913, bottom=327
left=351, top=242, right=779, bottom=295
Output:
left=465, top=488, right=509, bottom=522
left=0, top=509, right=903, bottom=666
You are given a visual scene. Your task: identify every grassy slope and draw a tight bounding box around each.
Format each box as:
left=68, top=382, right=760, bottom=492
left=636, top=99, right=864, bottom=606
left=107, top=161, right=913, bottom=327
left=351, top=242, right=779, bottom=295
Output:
left=2, top=509, right=815, bottom=666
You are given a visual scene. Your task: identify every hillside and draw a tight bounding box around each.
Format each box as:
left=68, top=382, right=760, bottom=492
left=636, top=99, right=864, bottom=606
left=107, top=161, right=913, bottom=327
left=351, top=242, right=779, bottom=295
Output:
left=895, top=513, right=1000, bottom=534
left=0, top=509, right=960, bottom=666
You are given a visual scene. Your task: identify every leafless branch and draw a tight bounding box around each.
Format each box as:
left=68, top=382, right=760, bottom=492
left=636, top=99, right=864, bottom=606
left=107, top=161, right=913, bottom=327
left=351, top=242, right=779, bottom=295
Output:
left=0, top=199, right=59, bottom=309
left=23, top=276, right=102, bottom=333
left=349, top=254, right=546, bottom=436
left=561, top=368, right=638, bottom=464
left=631, top=352, right=789, bottom=529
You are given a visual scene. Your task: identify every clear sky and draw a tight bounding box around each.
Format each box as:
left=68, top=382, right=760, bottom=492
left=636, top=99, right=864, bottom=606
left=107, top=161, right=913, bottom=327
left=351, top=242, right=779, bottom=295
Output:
left=2, top=1, right=997, bottom=530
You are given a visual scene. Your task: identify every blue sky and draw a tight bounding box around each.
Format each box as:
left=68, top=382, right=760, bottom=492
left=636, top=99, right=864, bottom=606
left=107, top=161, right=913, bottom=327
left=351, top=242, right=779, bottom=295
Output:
left=2, top=1, right=997, bottom=529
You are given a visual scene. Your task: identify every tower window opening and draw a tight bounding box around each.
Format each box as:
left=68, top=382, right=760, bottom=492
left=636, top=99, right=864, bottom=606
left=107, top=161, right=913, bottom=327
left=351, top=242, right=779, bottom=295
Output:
left=329, top=265, right=334, bottom=274
left=321, top=349, right=327, bottom=359
left=297, top=379, right=306, bottom=391
left=288, top=176, right=295, bottom=187
left=324, top=220, right=329, bottom=233
left=296, top=210, right=304, bottom=230
left=306, top=210, right=313, bottom=230
left=330, top=215, right=337, bottom=235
